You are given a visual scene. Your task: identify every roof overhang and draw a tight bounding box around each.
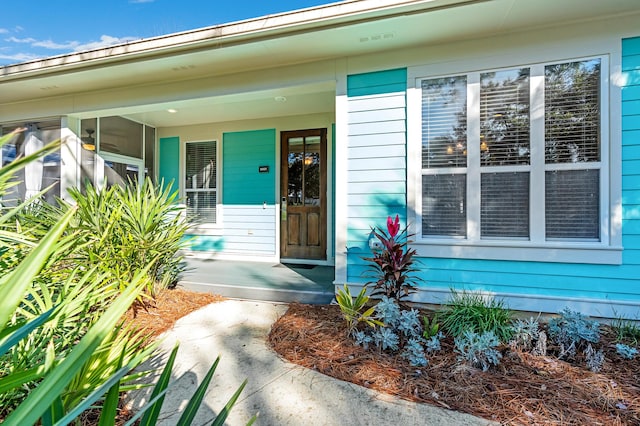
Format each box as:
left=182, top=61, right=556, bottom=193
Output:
left=1, top=0, right=639, bottom=126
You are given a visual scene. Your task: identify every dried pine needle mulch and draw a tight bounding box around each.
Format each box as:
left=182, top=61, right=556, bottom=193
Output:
left=268, top=303, right=640, bottom=425
left=123, top=287, right=225, bottom=338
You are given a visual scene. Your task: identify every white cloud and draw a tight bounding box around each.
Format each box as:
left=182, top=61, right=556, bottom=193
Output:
left=0, top=29, right=8, bottom=34
left=14, top=26, right=24, bottom=32
left=0, top=52, right=42, bottom=62
left=5, top=36, right=36, bottom=44
left=33, top=39, right=79, bottom=50
left=72, top=35, right=139, bottom=52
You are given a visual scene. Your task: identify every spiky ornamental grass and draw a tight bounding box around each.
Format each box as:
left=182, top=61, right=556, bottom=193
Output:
left=438, top=289, right=513, bottom=343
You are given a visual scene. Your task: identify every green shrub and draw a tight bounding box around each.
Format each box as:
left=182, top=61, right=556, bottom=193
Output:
left=610, top=315, right=640, bottom=346
left=68, top=177, right=188, bottom=297
left=0, top=131, right=250, bottom=424
left=335, top=285, right=382, bottom=335
left=438, top=289, right=513, bottom=343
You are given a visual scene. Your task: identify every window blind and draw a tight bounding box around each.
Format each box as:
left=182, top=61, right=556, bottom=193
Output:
left=481, top=172, right=529, bottom=238
left=422, top=174, right=466, bottom=237
left=422, top=76, right=467, bottom=168
left=545, top=169, right=599, bottom=240
left=480, top=69, right=530, bottom=166
left=545, top=59, right=600, bottom=164
left=185, top=141, right=217, bottom=224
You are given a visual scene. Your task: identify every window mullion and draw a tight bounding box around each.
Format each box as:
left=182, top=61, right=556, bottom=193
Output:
left=467, top=73, right=481, bottom=241
left=529, top=66, right=545, bottom=243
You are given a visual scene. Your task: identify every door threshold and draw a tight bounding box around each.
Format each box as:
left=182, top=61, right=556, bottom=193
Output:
left=280, top=258, right=332, bottom=267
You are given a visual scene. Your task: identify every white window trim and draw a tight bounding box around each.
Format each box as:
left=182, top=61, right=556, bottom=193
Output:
left=407, top=52, right=622, bottom=265
left=181, top=139, right=222, bottom=234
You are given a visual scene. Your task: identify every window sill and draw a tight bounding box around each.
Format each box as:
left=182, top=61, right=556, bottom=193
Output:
left=411, top=240, right=623, bottom=265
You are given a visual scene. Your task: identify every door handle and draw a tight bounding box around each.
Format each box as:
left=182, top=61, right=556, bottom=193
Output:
left=281, top=197, right=287, bottom=220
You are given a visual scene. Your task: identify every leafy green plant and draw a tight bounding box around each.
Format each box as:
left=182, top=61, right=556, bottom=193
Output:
left=0, top=130, right=251, bottom=425
left=548, top=308, right=600, bottom=359
left=335, top=285, right=382, bottom=335
left=363, top=215, right=419, bottom=301
left=68, top=177, right=188, bottom=298
left=454, top=330, right=503, bottom=372
left=422, top=315, right=440, bottom=340
left=438, top=289, right=513, bottom=343
left=610, top=315, right=640, bottom=346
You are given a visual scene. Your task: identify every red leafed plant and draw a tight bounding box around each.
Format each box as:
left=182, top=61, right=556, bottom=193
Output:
left=363, top=215, right=420, bottom=301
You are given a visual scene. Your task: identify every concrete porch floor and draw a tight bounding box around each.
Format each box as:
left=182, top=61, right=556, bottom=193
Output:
left=178, top=258, right=335, bottom=304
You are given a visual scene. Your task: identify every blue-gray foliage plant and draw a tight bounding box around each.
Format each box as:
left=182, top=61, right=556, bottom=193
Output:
left=454, top=330, right=503, bottom=372
left=548, top=308, right=600, bottom=359
left=402, top=338, right=428, bottom=367
left=509, top=317, right=540, bottom=352
left=425, top=332, right=444, bottom=353
left=352, top=296, right=433, bottom=367
left=615, top=343, right=638, bottom=360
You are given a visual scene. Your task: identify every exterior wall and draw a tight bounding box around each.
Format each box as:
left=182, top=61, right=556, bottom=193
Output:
left=158, top=113, right=334, bottom=261
left=340, top=20, right=640, bottom=318
left=344, top=69, right=407, bottom=282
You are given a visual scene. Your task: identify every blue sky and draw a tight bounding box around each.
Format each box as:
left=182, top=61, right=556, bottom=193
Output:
left=0, top=0, right=335, bottom=66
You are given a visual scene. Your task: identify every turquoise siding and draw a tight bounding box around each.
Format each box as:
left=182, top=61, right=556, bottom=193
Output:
left=223, top=129, right=276, bottom=205
left=345, top=41, right=640, bottom=315
left=185, top=129, right=278, bottom=256
left=345, top=68, right=407, bottom=282
left=158, top=136, right=180, bottom=190
left=347, top=68, right=407, bottom=97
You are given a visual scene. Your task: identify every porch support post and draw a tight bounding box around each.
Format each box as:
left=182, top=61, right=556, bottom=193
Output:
left=334, top=60, right=348, bottom=284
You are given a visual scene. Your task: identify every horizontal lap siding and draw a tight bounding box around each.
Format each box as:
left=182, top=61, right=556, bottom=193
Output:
left=622, top=36, right=640, bottom=271
left=345, top=69, right=407, bottom=283
left=345, top=41, right=640, bottom=314
left=188, top=129, right=277, bottom=256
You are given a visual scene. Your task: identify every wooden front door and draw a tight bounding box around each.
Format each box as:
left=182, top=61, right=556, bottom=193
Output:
left=280, top=129, right=327, bottom=260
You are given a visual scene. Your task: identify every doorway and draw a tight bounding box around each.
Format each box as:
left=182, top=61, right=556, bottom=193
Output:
left=280, top=129, right=327, bottom=260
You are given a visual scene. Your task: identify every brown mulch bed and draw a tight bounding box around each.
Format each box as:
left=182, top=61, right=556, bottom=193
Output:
left=123, top=287, right=225, bottom=338
left=268, top=303, right=640, bottom=425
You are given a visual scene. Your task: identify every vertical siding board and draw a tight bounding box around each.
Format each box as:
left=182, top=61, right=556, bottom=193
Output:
left=158, top=136, right=180, bottom=190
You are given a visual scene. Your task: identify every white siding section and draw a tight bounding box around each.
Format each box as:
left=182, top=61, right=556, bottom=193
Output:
left=223, top=205, right=276, bottom=254
left=346, top=92, right=407, bottom=247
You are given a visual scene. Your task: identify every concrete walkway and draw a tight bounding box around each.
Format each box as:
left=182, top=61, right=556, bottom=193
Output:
left=127, top=300, right=496, bottom=426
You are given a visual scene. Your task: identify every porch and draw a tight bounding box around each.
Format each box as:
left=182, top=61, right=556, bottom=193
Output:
left=179, top=258, right=335, bottom=304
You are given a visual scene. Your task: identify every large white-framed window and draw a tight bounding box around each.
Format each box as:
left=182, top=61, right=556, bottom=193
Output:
left=410, top=55, right=621, bottom=264
left=184, top=140, right=218, bottom=227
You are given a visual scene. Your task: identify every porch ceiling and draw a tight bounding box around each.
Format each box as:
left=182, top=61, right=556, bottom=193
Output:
left=1, top=0, right=638, bottom=127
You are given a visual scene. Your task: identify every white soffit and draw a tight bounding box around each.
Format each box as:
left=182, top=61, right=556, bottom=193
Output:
left=0, top=0, right=638, bottom=106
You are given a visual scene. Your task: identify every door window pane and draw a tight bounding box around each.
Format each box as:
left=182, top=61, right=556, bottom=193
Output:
left=304, top=136, right=321, bottom=206
left=287, top=137, right=303, bottom=206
